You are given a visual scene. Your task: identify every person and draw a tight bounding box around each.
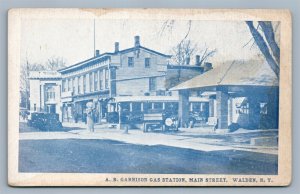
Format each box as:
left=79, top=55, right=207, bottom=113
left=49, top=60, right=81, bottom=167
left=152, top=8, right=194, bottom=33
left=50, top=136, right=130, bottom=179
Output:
left=86, top=102, right=95, bottom=132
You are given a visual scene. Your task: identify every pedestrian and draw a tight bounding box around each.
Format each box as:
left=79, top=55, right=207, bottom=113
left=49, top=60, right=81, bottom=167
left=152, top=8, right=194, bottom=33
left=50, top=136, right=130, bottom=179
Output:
left=86, top=102, right=95, bottom=132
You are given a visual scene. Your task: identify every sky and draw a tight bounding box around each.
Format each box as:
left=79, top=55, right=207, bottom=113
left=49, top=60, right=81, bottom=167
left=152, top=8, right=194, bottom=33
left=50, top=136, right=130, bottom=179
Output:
left=20, top=19, right=269, bottom=67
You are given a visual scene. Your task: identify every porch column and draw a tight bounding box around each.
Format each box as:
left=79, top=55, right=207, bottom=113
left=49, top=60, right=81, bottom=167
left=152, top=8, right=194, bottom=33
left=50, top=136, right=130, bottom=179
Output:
left=216, top=90, right=229, bottom=129
left=228, top=97, right=233, bottom=125
left=178, top=90, right=189, bottom=128
left=209, top=98, right=215, bottom=117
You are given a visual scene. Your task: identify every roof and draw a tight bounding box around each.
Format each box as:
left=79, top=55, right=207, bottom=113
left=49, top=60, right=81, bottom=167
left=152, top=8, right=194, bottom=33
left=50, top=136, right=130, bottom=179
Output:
left=119, top=46, right=172, bottom=58
left=29, top=71, right=61, bottom=79
left=58, top=53, right=112, bottom=74
left=170, top=60, right=279, bottom=91
left=111, top=96, right=209, bottom=103
left=58, top=46, right=171, bottom=74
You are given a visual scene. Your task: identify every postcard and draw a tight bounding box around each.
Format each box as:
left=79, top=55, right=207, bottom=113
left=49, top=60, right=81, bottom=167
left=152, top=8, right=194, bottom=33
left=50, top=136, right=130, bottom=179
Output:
left=8, top=8, right=292, bottom=186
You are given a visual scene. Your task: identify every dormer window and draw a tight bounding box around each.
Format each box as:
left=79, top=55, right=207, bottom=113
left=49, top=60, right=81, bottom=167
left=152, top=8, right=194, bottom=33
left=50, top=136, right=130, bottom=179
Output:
left=128, top=57, right=134, bottom=67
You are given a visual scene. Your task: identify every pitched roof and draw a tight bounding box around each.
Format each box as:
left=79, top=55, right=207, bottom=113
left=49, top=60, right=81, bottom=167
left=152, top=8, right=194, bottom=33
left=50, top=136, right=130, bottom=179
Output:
left=170, top=60, right=279, bottom=91
left=29, top=71, right=61, bottom=79
left=119, top=46, right=172, bottom=58
left=58, top=46, right=171, bottom=74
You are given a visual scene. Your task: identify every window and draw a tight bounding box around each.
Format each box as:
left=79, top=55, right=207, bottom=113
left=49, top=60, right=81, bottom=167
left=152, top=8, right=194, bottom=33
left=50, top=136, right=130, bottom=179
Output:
left=105, top=69, right=109, bottom=89
left=145, top=58, right=150, bottom=68
left=62, top=79, right=66, bottom=92
left=260, top=102, right=268, bottom=114
left=153, top=102, right=163, bottom=110
left=72, top=78, right=75, bottom=94
left=68, top=79, right=71, bottom=91
left=100, top=70, right=103, bottom=90
left=132, top=103, right=141, bottom=112
left=83, top=75, right=86, bottom=93
left=94, top=71, right=98, bottom=91
left=89, top=72, right=93, bottom=92
left=236, top=102, right=249, bottom=114
left=128, top=57, right=134, bottom=67
left=46, top=86, right=55, bottom=101
left=78, top=76, right=81, bottom=94
left=149, top=77, right=156, bottom=91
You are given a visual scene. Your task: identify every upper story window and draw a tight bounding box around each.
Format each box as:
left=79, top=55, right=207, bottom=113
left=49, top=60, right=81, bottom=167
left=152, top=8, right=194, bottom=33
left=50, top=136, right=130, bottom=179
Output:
left=72, top=78, right=75, bottom=94
left=68, top=79, right=71, bottom=91
left=62, top=79, right=66, bottom=92
left=100, top=70, right=103, bottom=90
left=78, top=76, right=81, bottom=94
left=46, top=86, right=55, bottom=101
left=149, top=77, right=156, bottom=91
left=89, top=72, right=93, bottom=92
left=145, top=58, right=150, bottom=68
left=128, top=57, right=134, bottom=67
left=94, top=71, right=98, bottom=91
left=83, top=75, right=86, bottom=93
left=105, top=69, right=109, bottom=89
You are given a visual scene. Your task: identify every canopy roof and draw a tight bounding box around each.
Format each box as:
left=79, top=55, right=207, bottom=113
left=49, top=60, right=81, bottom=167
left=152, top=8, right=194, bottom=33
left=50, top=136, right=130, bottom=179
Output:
left=170, top=60, right=279, bottom=91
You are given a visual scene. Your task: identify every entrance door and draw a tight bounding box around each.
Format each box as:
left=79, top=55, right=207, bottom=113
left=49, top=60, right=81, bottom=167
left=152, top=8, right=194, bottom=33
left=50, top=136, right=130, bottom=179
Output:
left=49, top=105, right=56, bottom=114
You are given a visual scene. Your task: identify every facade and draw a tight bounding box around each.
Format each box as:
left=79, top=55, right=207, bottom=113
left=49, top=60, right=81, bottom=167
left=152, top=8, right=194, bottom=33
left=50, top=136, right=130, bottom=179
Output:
left=28, top=71, right=62, bottom=120
left=28, top=36, right=210, bottom=124
left=57, top=36, right=206, bottom=123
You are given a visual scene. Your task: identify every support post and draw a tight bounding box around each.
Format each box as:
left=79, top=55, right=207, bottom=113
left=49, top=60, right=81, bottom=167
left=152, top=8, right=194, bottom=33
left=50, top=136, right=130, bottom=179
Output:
left=178, top=90, right=189, bottom=128
left=216, top=90, right=229, bottom=129
left=209, top=98, right=215, bottom=117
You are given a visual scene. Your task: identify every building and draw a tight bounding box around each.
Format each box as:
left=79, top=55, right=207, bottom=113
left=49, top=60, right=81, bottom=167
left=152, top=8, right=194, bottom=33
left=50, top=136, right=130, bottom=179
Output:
left=171, top=60, right=279, bottom=129
left=29, top=71, right=62, bottom=119
left=28, top=36, right=211, bottom=124
left=57, top=36, right=172, bottom=123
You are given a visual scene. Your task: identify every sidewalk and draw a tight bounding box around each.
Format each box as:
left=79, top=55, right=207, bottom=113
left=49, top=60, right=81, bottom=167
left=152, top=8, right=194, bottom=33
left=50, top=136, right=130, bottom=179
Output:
left=19, top=123, right=278, bottom=155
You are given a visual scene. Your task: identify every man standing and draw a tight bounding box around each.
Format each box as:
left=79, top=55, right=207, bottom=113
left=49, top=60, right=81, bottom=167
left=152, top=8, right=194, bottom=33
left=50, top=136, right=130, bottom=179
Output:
left=86, top=102, right=95, bottom=132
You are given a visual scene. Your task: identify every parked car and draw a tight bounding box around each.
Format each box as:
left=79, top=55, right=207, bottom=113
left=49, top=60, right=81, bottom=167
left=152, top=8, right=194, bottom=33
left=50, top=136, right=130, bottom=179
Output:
left=28, top=112, right=62, bottom=131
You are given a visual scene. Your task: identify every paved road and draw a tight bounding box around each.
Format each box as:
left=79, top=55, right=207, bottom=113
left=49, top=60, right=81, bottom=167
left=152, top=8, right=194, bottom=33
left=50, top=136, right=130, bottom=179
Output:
left=19, top=139, right=278, bottom=174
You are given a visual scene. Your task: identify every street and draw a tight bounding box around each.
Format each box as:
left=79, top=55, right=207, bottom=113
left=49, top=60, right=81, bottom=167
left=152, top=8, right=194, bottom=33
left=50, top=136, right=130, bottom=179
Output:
left=19, top=138, right=277, bottom=174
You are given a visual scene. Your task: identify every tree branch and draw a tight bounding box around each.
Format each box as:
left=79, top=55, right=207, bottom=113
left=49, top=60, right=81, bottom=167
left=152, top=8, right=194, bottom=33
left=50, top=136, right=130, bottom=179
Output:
left=246, top=21, right=279, bottom=78
left=258, top=21, right=280, bottom=64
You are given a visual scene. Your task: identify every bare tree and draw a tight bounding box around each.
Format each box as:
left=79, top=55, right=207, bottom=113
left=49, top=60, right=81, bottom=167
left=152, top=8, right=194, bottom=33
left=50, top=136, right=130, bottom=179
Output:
left=172, top=39, right=198, bottom=66
left=20, top=60, right=45, bottom=108
left=245, top=21, right=280, bottom=78
left=197, top=47, right=217, bottom=66
left=46, top=56, right=66, bottom=71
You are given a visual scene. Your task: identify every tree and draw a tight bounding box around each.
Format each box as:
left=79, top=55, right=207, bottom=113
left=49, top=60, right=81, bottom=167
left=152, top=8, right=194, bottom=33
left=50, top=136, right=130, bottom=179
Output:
left=172, top=39, right=198, bottom=66
left=45, top=56, right=66, bottom=71
left=245, top=21, right=280, bottom=78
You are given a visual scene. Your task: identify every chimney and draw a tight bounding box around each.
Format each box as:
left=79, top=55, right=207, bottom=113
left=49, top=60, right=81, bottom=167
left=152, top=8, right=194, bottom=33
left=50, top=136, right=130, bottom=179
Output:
left=95, top=50, right=100, bottom=56
left=195, top=55, right=200, bottom=66
left=134, top=35, right=140, bottom=47
left=186, top=57, right=190, bottom=65
left=203, top=62, right=213, bottom=72
left=114, top=42, right=119, bottom=53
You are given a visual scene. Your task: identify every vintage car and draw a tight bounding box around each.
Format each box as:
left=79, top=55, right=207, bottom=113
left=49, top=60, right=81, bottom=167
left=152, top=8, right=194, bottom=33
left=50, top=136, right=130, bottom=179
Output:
left=28, top=112, right=63, bottom=131
left=107, top=96, right=209, bottom=131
